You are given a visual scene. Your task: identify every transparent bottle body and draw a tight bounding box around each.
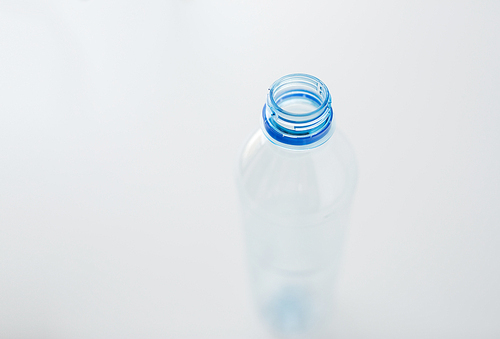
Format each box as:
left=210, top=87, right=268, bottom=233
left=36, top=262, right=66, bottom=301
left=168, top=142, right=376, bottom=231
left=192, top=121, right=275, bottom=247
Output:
left=236, top=128, right=357, bottom=337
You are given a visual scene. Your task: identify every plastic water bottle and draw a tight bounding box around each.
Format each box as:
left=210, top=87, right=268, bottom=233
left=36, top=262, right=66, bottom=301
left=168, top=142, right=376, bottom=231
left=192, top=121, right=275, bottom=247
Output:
left=235, top=74, right=357, bottom=338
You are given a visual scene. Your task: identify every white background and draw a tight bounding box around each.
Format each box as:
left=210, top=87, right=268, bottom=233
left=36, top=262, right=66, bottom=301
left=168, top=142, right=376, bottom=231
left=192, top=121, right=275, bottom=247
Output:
left=1, top=1, right=499, bottom=338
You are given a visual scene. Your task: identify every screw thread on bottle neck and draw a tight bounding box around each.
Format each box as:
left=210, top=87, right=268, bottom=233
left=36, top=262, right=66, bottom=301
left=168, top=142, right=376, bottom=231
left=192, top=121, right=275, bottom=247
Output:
left=262, top=74, right=335, bottom=150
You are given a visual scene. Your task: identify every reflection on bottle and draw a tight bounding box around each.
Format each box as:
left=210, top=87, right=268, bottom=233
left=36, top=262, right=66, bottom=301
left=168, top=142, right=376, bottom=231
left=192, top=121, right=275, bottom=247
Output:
left=236, top=74, right=357, bottom=338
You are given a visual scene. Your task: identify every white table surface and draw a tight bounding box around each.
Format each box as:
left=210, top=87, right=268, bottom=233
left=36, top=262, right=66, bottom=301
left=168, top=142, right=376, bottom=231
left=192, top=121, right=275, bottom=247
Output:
left=1, top=1, right=499, bottom=338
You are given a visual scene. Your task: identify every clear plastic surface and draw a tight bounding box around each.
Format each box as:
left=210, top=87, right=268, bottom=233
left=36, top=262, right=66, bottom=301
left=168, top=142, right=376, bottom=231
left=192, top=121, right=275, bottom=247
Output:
left=236, top=74, right=357, bottom=337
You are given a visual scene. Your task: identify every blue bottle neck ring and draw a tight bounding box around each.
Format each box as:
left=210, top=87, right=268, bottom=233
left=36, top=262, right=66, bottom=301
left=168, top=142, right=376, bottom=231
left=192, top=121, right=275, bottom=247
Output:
left=261, top=74, right=336, bottom=150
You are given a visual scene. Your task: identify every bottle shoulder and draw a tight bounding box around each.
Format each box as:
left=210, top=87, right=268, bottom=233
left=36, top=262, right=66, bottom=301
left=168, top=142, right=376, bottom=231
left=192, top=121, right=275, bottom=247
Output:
left=235, top=129, right=358, bottom=218
left=238, top=129, right=356, bottom=172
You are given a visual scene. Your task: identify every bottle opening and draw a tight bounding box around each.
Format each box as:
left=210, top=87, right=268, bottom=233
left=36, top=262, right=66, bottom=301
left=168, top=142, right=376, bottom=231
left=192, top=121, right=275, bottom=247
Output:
left=262, top=74, right=335, bottom=150
left=276, top=98, right=320, bottom=114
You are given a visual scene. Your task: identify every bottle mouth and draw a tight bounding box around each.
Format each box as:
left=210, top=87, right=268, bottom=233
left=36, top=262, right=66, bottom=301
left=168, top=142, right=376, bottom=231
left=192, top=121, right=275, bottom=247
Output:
left=262, top=73, right=335, bottom=150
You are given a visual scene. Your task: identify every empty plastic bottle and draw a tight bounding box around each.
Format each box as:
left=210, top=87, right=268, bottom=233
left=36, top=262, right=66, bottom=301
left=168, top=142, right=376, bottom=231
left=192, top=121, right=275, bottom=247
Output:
left=235, top=74, right=357, bottom=338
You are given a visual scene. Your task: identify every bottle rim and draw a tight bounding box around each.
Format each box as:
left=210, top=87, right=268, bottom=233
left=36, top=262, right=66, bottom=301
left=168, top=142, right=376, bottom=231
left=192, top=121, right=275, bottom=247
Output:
left=261, top=73, right=336, bottom=150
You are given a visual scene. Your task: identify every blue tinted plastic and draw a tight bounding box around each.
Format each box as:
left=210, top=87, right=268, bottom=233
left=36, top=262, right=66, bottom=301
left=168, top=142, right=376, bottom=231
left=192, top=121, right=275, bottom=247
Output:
left=261, top=74, right=336, bottom=149
left=236, top=73, right=357, bottom=337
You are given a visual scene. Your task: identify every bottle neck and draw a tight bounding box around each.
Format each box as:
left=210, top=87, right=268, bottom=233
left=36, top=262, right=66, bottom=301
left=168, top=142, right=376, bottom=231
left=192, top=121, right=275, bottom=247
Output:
left=261, top=74, right=336, bottom=150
